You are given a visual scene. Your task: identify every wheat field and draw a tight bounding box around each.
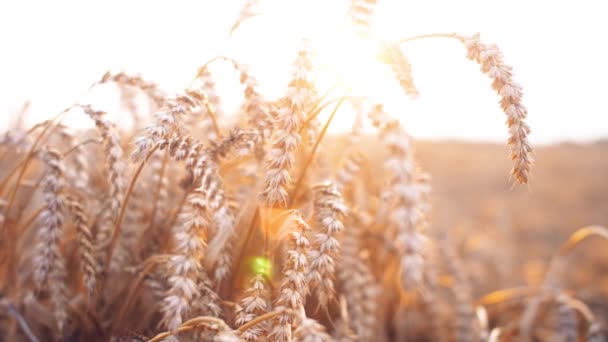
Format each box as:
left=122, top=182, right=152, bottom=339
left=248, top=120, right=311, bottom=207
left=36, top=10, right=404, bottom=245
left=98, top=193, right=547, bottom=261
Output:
left=0, top=1, right=606, bottom=341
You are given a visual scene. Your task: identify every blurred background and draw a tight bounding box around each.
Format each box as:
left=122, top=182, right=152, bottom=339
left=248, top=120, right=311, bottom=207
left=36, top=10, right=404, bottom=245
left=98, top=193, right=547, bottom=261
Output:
left=1, top=0, right=607, bottom=312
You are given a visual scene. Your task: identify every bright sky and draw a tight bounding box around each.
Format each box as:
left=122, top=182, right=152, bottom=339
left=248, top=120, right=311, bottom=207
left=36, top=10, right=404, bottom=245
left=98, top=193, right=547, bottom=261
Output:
left=0, top=0, right=606, bottom=143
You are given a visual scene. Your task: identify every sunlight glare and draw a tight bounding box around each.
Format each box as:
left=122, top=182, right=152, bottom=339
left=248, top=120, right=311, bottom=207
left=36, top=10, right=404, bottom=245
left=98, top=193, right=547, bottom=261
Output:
left=313, top=30, right=392, bottom=102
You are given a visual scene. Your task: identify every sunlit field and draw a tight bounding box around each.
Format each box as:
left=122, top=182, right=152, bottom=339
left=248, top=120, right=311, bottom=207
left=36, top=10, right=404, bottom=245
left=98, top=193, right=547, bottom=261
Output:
left=1, top=1, right=607, bottom=341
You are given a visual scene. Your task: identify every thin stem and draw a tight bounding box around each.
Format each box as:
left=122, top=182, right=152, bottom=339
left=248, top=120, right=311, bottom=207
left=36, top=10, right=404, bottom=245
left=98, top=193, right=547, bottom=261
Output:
left=6, top=176, right=45, bottom=241
left=0, top=160, right=31, bottom=197
left=181, top=316, right=229, bottom=328
left=309, top=84, right=339, bottom=114
left=1, top=300, right=40, bottom=342
left=189, top=56, right=239, bottom=88
left=147, top=316, right=232, bottom=342
left=147, top=325, right=199, bottom=342
left=220, top=300, right=237, bottom=309
left=61, top=138, right=102, bottom=157
left=543, top=225, right=608, bottom=289
left=396, top=32, right=461, bottom=45
left=237, top=309, right=287, bottom=333
left=230, top=13, right=262, bottom=36
left=300, top=96, right=364, bottom=132
left=114, top=254, right=171, bottom=331
left=476, top=286, right=539, bottom=306
left=104, top=145, right=160, bottom=275
left=289, top=99, right=346, bottom=207
left=14, top=206, right=44, bottom=238
left=203, top=98, right=222, bottom=138
left=557, top=225, right=608, bottom=256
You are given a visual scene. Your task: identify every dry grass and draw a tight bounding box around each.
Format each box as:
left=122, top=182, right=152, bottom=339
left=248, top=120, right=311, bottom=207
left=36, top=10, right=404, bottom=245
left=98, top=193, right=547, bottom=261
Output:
left=0, top=2, right=606, bottom=342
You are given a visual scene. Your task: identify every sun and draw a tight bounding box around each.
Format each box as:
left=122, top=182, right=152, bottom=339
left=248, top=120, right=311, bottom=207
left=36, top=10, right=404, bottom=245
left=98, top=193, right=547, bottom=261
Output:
left=229, top=0, right=406, bottom=107
left=312, top=29, right=394, bottom=101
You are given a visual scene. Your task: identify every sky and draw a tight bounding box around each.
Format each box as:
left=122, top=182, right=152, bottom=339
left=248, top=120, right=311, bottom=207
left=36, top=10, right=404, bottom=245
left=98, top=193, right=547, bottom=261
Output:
left=0, top=0, right=606, bottom=144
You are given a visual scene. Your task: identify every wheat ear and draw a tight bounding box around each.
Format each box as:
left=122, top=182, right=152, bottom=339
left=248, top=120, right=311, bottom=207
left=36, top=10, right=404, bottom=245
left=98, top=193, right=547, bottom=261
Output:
left=461, top=33, right=533, bottom=184
left=261, top=40, right=315, bottom=207
left=307, top=181, right=347, bottom=309
left=269, top=211, right=311, bottom=341
left=64, top=195, right=97, bottom=297
left=235, top=274, right=271, bottom=341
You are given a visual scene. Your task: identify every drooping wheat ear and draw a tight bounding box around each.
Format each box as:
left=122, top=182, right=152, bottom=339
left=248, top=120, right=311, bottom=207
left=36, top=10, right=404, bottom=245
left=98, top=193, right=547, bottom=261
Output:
left=293, top=307, right=333, bottom=342
left=307, top=181, right=347, bottom=309
left=231, top=0, right=261, bottom=34
left=99, top=71, right=166, bottom=108
left=160, top=185, right=211, bottom=331
left=64, top=195, right=97, bottom=297
left=381, top=42, right=419, bottom=97
left=461, top=33, right=533, bottom=184
left=33, top=148, right=65, bottom=289
left=261, top=40, right=315, bottom=207
left=337, top=213, right=380, bottom=340
left=348, top=0, right=377, bottom=36
left=132, top=89, right=207, bottom=161
left=235, top=274, right=271, bottom=341
left=368, top=104, right=428, bottom=291
left=270, top=211, right=312, bottom=341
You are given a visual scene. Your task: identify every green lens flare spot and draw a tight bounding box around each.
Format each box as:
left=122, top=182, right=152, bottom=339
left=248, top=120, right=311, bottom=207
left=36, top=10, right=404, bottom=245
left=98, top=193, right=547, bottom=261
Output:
left=249, top=256, right=272, bottom=277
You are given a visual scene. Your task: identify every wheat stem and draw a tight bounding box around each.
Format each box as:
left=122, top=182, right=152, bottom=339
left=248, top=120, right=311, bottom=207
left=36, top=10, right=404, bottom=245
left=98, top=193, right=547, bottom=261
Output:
left=0, top=111, right=67, bottom=234
left=103, top=145, right=159, bottom=280
left=290, top=99, right=345, bottom=207
left=397, top=32, right=461, bottom=44
left=114, top=254, right=171, bottom=331
left=189, top=56, right=239, bottom=88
